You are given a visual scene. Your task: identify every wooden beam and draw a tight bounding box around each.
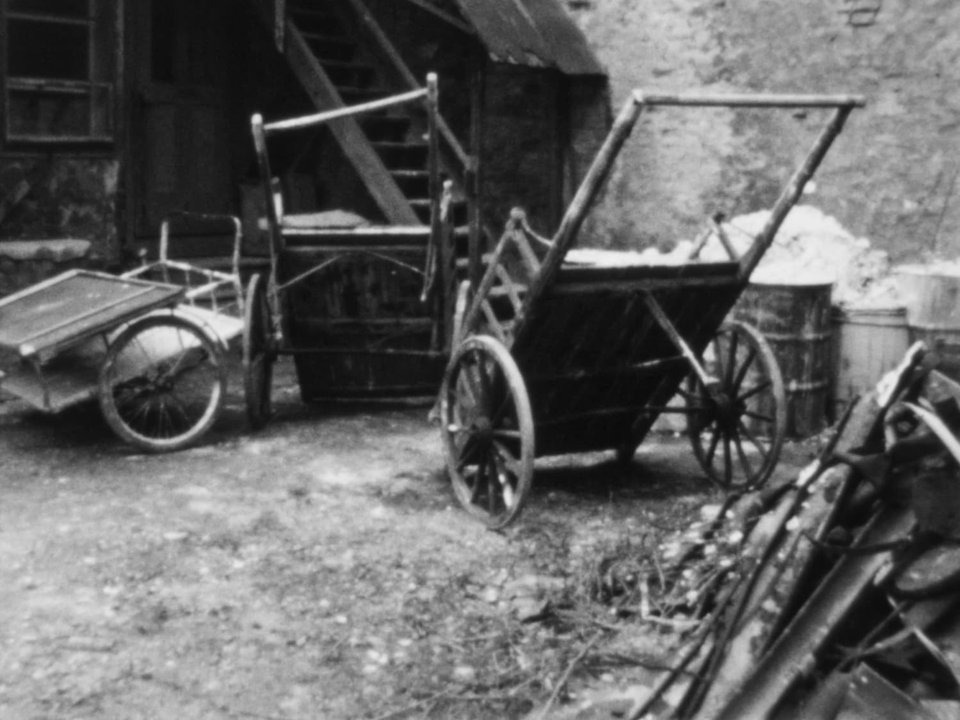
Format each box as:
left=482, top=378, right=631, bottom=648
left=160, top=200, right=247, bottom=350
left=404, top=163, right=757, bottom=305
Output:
left=635, top=91, right=866, bottom=109
left=511, top=93, right=645, bottom=348
left=550, top=275, right=739, bottom=295
left=254, top=1, right=419, bottom=225
left=738, top=105, right=855, bottom=283
left=402, top=0, right=474, bottom=34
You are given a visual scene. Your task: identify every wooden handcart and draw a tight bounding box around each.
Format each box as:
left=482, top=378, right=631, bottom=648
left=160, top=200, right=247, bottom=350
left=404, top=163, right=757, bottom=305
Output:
left=0, top=213, right=244, bottom=452
left=441, top=90, right=865, bottom=527
left=246, top=74, right=464, bottom=426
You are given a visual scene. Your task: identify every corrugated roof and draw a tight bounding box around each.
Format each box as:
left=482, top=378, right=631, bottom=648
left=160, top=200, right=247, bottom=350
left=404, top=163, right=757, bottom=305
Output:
left=452, top=0, right=605, bottom=76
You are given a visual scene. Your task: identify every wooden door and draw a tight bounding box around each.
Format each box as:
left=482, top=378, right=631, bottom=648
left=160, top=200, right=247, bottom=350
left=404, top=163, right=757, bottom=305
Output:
left=131, top=0, right=233, bottom=241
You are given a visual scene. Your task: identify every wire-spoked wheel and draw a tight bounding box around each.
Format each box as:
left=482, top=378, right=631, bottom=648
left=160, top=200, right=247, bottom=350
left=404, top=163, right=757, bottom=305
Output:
left=685, top=320, right=786, bottom=490
left=440, top=335, right=535, bottom=528
left=243, top=273, right=276, bottom=430
left=98, top=314, right=226, bottom=452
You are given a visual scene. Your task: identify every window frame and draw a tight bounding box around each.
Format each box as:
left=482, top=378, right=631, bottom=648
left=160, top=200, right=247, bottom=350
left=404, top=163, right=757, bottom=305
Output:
left=2, top=0, right=117, bottom=145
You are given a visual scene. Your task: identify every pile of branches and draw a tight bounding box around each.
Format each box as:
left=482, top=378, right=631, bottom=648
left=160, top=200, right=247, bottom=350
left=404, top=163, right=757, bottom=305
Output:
left=599, top=342, right=960, bottom=720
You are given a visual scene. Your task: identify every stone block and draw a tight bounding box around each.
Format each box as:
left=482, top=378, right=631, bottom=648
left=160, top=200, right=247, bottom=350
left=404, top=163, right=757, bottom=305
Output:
left=0, top=239, right=92, bottom=298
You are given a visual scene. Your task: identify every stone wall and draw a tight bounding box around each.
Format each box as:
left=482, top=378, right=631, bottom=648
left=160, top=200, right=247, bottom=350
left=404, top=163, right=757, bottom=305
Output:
left=0, top=156, right=119, bottom=266
left=0, top=240, right=91, bottom=297
left=563, top=0, right=960, bottom=263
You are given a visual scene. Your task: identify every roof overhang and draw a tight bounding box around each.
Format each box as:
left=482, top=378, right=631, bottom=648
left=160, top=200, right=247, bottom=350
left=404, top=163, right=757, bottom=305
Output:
left=451, top=0, right=606, bottom=76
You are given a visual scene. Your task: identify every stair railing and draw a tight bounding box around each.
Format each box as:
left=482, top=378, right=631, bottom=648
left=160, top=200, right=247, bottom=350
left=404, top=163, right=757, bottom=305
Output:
left=340, top=0, right=473, bottom=173
left=339, top=0, right=487, bottom=284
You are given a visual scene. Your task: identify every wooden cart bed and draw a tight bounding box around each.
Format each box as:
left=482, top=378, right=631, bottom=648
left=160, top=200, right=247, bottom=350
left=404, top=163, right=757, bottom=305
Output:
left=512, top=262, right=743, bottom=456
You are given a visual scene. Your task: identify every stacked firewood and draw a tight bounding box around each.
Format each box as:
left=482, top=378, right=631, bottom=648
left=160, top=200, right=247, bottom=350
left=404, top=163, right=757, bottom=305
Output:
left=627, top=342, right=960, bottom=720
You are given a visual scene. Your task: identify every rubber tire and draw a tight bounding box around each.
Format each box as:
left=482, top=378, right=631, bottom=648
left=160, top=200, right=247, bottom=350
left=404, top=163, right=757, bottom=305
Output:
left=98, top=314, right=226, bottom=452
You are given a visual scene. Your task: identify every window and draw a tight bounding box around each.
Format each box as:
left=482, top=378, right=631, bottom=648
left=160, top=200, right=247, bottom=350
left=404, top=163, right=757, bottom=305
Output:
left=3, top=0, right=116, bottom=143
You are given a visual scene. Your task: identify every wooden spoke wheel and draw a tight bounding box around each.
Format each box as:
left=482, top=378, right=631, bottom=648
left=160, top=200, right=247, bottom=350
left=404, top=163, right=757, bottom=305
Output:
left=440, top=335, right=535, bottom=528
left=243, top=273, right=276, bottom=430
left=98, top=314, right=226, bottom=452
left=685, top=320, right=786, bottom=490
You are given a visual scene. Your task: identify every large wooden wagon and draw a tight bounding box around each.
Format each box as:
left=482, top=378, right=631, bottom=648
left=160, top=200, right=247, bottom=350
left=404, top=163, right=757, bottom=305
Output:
left=440, top=90, right=865, bottom=527
left=246, top=74, right=468, bottom=426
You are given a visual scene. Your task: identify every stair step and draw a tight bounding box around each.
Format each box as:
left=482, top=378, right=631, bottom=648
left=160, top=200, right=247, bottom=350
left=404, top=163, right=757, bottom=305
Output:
left=371, top=141, right=429, bottom=169
left=361, top=116, right=412, bottom=143
left=409, top=199, right=432, bottom=224
left=288, top=7, right=348, bottom=36
left=391, top=170, right=429, bottom=197
left=338, top=86, right=391, bottom=105
left=321, top=60, right=377, bottom=88
left=300, top=32, right=358, bottom=63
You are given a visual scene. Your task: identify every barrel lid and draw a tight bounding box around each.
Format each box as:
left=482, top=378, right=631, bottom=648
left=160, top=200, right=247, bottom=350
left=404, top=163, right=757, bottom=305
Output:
left=747, top=278, right=834, bottom=289
left=832, top=305, right=907, bottom=320
left=895, top=263, right=960, bottom=279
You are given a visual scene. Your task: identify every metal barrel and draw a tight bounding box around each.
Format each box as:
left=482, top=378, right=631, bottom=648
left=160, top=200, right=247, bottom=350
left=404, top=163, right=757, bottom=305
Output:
left=896, top=265, right=960, bottom=381
left=734, top=281, right=834, bottom=438
left=831, top=306, right=909, bottom=416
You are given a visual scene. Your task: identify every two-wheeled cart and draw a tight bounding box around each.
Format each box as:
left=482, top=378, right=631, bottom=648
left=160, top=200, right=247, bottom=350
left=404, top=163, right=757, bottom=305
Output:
left=0, top=213, right=244, bottom=452
left=440, top=90, right=864, bottom=527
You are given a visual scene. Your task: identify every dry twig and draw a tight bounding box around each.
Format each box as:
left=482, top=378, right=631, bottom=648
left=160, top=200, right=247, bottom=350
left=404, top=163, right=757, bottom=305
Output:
left=535, top=630, right=605, bottom=720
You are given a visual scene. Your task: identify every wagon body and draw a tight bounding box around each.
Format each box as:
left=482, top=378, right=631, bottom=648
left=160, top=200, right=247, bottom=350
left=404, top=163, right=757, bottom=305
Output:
left=510, top=262, right=743, bottom=458
left=244, top=74, right=473, bottom=425
left=443, top=89, right=865, bottom=527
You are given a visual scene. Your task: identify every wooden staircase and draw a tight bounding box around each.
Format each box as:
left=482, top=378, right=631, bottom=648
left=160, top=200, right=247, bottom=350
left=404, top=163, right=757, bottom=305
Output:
left=255, top=0, right=475, bottom=242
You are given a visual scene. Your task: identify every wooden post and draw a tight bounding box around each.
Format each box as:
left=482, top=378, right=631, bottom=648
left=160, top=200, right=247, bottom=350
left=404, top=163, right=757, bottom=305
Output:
left=512, top=93, right=643, bottom=343
left=425, top=73, right=442, bottom=342
left=250, top=113, right=284, bottom=265
left=274, top=0, right=286, bottom=52
left=737, top=106, right=855, bottom=283
left=427, top=73, right=440, bottom=244
left=469, top=67, right=484, bottom=291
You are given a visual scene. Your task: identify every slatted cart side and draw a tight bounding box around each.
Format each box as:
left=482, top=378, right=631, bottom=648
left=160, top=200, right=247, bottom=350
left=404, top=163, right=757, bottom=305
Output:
left=511, top=265, right=744, bottom=457
left=249, top=75, right=461, bottom=399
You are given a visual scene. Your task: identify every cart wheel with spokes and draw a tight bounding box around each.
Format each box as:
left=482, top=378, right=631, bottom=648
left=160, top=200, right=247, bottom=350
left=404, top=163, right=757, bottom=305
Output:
left=684, top=320, right=786, bottom=490
left=98, top=314, right=227, bottom=452
left=441, top=334, right=535, bottom=528
left=243, top=273, right=276, bottom=429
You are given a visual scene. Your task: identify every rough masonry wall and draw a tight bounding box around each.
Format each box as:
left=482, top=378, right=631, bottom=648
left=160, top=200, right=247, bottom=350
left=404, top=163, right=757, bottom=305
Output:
left=564, top=0, right=960, bottom=263
left=0, top=156, right=119, bottom=265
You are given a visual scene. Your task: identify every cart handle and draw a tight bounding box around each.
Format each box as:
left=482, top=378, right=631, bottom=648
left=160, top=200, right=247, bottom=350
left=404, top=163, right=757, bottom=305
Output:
left=159, top=211, right=242, bottom=270
left=633, top=91, right=866, bottom=109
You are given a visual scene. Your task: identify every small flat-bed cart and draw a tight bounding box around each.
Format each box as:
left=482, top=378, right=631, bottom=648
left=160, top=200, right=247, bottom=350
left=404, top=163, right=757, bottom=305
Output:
left=0, top=213, right=244, bottom=452
left=441, top=90, right=864, bottom=527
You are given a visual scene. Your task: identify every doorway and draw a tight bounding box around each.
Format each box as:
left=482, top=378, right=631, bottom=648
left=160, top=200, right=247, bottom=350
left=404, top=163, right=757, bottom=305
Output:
left=129, top=0, right=235, bottom=252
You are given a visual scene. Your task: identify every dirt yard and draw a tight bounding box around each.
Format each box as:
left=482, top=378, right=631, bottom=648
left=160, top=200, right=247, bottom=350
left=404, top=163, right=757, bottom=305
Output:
left=0, top=358, right=812, bottom=720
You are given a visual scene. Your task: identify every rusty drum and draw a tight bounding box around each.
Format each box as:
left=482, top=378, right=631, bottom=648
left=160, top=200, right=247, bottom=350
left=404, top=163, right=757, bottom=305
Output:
left=734, top=280, right=833, bottom=438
